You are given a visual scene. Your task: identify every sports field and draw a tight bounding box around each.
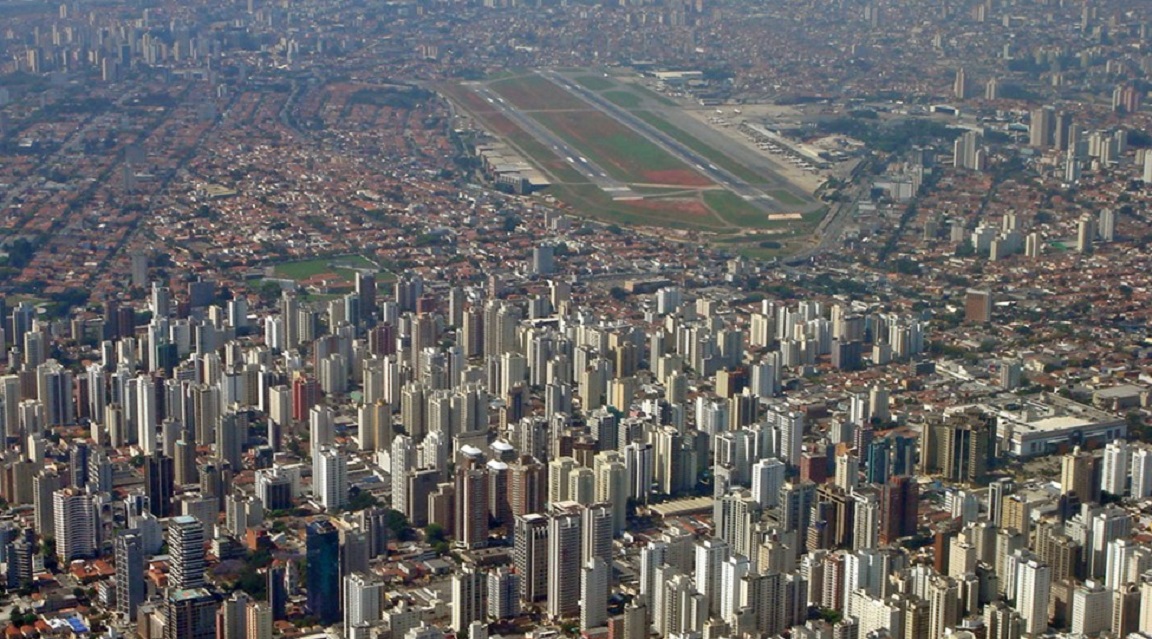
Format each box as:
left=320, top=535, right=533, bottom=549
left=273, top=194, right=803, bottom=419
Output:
left=274, top=255, right=391, bottom=282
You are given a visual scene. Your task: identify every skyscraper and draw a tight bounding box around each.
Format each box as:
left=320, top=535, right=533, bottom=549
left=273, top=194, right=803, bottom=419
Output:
left=1102, top=439, right=1130, bottom=497
left=146, top=451, right=175, bottom=518
left=291, top=375, right=320, bottom=423
left=509, top=455, right=546, bottom=518
left=33, top=470, right=59, bottom=541
left=455, top=466, right=490, bottom=549
left=1014, top=555, right=1051, bottom=636
left=246, top=602, right=273, bottom=639
left=532, top=245, right=555, bottom=276
left=451, top=564, right=486, bottom=631
left=355, top=272, right=377, bottom=323
left=487, top=567, right=520, bottom=620
left=54, top=488, right=96, bottom=562
left=1061, top=446, right=1097, bottom=504
left=217, top=411, right=246, bottom=471
left=267, top=564, right=287, bottom=621
left=1071, top=579, right=1110, bottom=636
left=218, top=592, right=249, bottom=639
left=771, top=408, right=804, bottom=468
left=1133, top=447, right=1152, bottom=499
left=1099, top=208, right=1116, bottom=242
left=164, top=588, right=218, bottom=639
left=168, top=515, right=206, bottom=590
left=305, top=519, right=341, bottom=625
left=115, top=531, right=145, bottom=619
left=514, top=513, right=548, bottom=604
left=1029, top=106, right=1054, bottom=148
left=964, top=289, right=992, bottom=324
left=137, top=374, right=158, bottom=452
left=582, top=502, right=614, bottom=568
left=313, top=446, right=348, bottom=510
left=547, top=505, right=583, bottom=619
left=1077, top=215, right=1096, bottom=254
left=694, top=537, right=729, bottom=616
left=594, top=453, right=628, bottom=535
left=344, top=572, right=383, bottom=629
left=879, top=476, right=918, bottom=544
left=953, top=131, right=984, bottom=171
left=941, top=412, right=993, bottom=485
left=580, top=558, right=609, bottom=631
left=927, top=575, right=960, bottom=639
left=716, top=489, right=760, bottom=559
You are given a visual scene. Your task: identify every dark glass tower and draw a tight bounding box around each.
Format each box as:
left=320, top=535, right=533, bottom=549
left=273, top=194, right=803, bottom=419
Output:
left=305, top=519, right=341, bottom=624
left=268, top=563, right=287, bottom=620
left=145, top=452, right=174, bottom=518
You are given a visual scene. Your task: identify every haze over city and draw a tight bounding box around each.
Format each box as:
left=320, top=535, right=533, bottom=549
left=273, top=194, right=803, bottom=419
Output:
left=1, top=1, right=1152, bottom=639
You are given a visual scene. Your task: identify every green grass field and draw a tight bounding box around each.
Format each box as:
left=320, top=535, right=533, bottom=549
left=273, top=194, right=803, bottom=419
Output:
left=603, top=90, right=644, bottom=108
left=769, top=189, right=808, bottom=207
left=575, top=75, right=615, bottom=91
left=530, top=109, right=708, bottom=185
left=633, top=110, right=777, bottom=187
left=703, top=191, right=773, bottom=228
left=486, top=69, right=520, bottom=80
left=629, top=84, right=679, bottom=106
left=275, top=255, right=387, bottom=281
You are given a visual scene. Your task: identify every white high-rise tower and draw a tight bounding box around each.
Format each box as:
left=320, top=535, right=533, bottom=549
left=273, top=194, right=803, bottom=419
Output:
left=313, top=446, right=348, bottom=510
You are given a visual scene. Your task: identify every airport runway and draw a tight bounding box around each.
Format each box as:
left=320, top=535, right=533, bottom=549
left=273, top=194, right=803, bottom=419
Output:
left=539, top=69, right=787, bottom=213
left=469, top=83, right=637, bottom=200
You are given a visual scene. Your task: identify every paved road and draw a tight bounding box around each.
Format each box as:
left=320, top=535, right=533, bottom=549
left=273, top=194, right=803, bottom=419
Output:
left=540, top=69, right=787, bottom=213
left=470, top=83, right=637, bottom=199
left=0, top=90, right=139, bottom=225
left=785, top=168, right=871, bottom=264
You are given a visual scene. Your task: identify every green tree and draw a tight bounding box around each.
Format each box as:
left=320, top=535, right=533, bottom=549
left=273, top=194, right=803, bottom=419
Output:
left=346, top=489, right=380, bottom=512
left=257, top=281, right=283, bottom=305
left=426, top=523, right=447, bottom=544
left=385, top=509, right=416, bottom=542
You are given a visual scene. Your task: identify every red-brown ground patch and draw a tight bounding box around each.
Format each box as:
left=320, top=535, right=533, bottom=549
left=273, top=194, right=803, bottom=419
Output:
left=628, top=197, right=714, bottom=220
left=436, top=82, right=501, bottom=115
left=491, top=75, right=588, bottom=111
left=642, top=169, right=714, bottom=187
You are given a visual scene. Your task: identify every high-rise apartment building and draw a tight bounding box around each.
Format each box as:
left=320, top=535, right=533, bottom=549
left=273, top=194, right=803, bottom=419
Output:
left=313, top=446, right=348, bottom=510
left=547, top=504, right=583, bottom=619
left=345, top=572, right=383, bottom=629
left=514, top=513, right=548, bottom=604
left=168, top=515, right=206, bottom=590
left=115, top=531, right=144, bottom=619
left=165, top=588, right=217, bottom=639
left=54, top=488, right=95, bottom=563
